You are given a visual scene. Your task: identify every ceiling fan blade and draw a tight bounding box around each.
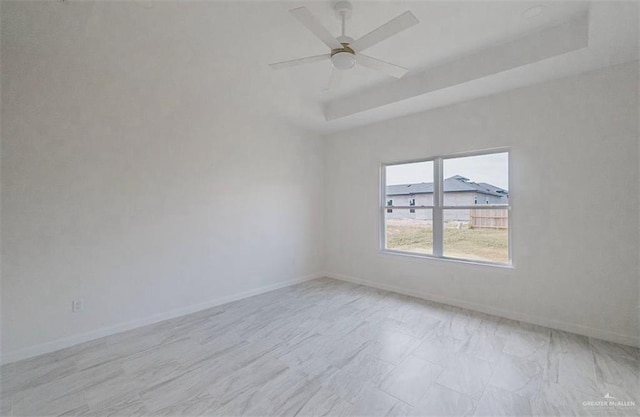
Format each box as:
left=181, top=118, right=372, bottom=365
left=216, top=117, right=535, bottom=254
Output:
left=349, top=11, right=419, bottom=53
left=269, top=54, right=330, bottom=70
left=289, top=7, right=343, bottom=50
left=356, top=54, right=408, bottom=78
left=328, top=68, right=343, bottom=91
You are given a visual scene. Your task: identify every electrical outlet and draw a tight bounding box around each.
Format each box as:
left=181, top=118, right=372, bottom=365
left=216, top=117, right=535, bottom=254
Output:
left=72, top=299, right=84, bottom=313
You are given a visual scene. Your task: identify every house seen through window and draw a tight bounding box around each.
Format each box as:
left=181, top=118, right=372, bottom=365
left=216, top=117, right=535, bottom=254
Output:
left=382, top=151, right=510, bottom=265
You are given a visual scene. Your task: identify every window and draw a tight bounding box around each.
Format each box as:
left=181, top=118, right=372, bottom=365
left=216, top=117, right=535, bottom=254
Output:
left=382, top=150, right=510, bottom=265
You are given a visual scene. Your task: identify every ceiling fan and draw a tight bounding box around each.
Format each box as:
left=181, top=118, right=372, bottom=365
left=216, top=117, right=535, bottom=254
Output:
left=269, top=1, right=419, bottom=89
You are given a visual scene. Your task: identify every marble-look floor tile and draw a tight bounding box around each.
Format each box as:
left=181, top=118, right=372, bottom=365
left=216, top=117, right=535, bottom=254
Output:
left=530, top=381, right=598, bottom=417
left=490, top=353, right=543, bottom=400
left=11, top=360, right=123, bottom=415
left=350, top=385, right=406, bottom=417
left=474, top=385, right=532, bottom=416
left=435, top=353, right=493, bottom=400
left=11, top=387, right=88, bottom=417
left=2, top=278, right=639, bottom=417
left=185, top=337, right=283, bottom=384
left=359, top=325, right=422, bottom=365
left=386, top=400, right=414, bottom=417
left=72, top=323, right=185, bottom=372
left=274, top=333, right=337, bottom=379
left=83, top=372, right=141, bottom=412
left=386, top=308, right=443, bottom=340
left=546, top=331, right=601, bottom=397
left=150, top=393, right=220, bottom=416
left=138, top=366, right=217, bottom=412
left=409, top=383, right=476, bottom=417
left=0, top=353, right=78, bottom=396
left=179, top=335, right=252, bottom=371
left=379, top=355, right=443, bottom=405
left=0, top=393, right=12, bottom=416
left=320, top=332, right=372, bottom=370
left=123, top=356, right=184, bottom=388
left=450, top=311, right=484, bottom=340
left=319, top=352, right=394, bottom=403
left=295, top=386, right=353, bottom=417
left=205, top=354, right=290, bottom=407
left=314, top=315, right=369, bottom=339
left=239, top=369, right=326, bottom=416
left=459, top=327, right=508, bottom=367
left=411, top=321, right=468, bottom=365
left=207, top=384, right=272, bottom=416
left=589, top=337, right=640, bottom=402
left=83, top=398, right=149, bottom=417
left=503, top=324, right=550, bottom=361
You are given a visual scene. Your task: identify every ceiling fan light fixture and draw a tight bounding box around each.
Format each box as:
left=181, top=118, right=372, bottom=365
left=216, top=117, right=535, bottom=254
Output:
left=331, top=51, right=356, bottom=70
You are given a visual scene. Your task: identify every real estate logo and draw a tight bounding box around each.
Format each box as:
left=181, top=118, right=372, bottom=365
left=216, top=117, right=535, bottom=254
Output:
left=582, top=393, right=636, bottom=409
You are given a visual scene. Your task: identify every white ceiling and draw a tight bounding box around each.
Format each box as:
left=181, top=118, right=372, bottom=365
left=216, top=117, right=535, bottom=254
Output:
left=2, top=1, right=637, bottom=134
left=291, top=1, right=590, bottom=99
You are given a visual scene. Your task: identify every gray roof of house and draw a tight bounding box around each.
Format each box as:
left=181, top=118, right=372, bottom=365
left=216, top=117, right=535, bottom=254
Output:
left=386, top=175, right=508, bottom=197
left=477, top=182, right=509, bottom=196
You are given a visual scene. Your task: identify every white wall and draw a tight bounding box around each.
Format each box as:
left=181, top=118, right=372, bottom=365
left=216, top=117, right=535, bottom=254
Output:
left=1, top=1, right=638, bottom=364
left=324, top=62, right=640, bottom=347
left=0, top=2, right=324, bottom=360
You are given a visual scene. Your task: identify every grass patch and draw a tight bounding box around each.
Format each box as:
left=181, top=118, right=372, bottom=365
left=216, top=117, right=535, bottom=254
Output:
left=386, top=220, right=508, bottom=263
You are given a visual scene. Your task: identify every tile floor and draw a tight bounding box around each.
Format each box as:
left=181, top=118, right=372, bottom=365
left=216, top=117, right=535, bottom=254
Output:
left=1, top=278, right=638, bottom=416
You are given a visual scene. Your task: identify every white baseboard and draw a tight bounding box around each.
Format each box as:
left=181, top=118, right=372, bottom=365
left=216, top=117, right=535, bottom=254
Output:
left=324, top=271, right=640, bottom=348
left=0, top=273, right=322, bottom=365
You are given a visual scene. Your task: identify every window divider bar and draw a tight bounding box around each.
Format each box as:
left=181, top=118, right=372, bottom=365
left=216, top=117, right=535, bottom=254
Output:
left=442, top=205, right=510, bottom=210
left=385, top=206, right=508, bottom=210
left=380, top=164, right=387, bottom=251
left=383, top=206, right=435, bottom=210
left=433, top=158, right=444, bottom=257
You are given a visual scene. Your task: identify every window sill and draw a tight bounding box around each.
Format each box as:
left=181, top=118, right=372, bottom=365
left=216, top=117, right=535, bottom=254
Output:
left=379, top=249, right=514, bottom=269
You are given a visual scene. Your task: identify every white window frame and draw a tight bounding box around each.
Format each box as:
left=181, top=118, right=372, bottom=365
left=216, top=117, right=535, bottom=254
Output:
left=380, top=148, right=512, bottom=267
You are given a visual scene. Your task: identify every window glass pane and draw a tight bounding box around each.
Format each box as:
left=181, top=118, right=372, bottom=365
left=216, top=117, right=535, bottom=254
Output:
left=443, top=208, right=509, bottom=263
left=385, top=161, right=434, bottom=207
left=442, top=152, right=509, bottom=206
left=385, top=209, right=433, bottom=255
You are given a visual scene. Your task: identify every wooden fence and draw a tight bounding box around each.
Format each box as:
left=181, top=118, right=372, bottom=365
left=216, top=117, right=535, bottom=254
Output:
left=470, top=208, right=508, bottom=229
